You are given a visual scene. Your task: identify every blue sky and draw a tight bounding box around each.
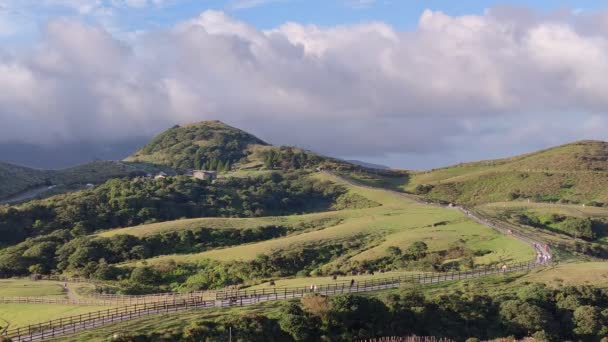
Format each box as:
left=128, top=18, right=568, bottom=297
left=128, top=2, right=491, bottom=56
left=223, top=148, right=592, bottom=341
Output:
left=2, top=0, right=607, bottom=41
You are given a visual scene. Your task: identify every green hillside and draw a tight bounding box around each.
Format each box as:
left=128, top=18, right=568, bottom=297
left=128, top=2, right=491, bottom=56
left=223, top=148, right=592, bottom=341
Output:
left=0, top=160, right=159, bottom=201
left=406, top=140, right=608, bottom=205
left=125, top=121, right=269, bottom=170
left=0, top=162, right=50, bottom=200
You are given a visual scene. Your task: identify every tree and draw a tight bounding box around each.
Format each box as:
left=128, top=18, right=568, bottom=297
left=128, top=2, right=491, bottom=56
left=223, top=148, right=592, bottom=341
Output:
left=301, top=294, right=331, bottom=322
left=499, top=300, right=554, bottom=336
left=573, top=305, right=603, bottom=336
left=406, top=241, right=428, bottom=260
left=278, top=302, right=319, bottom=341
left=129, top=266, right=159, bottom=285
left=329, top=294, right=390, bottom=338
left=386, top=246, right=402, bottom=258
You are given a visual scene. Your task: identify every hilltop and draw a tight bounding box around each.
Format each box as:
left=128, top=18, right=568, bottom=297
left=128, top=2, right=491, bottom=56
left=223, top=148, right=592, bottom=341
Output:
left=406, top=140, right=608, bottom=205
left=125, top=121, right=269, bottom=170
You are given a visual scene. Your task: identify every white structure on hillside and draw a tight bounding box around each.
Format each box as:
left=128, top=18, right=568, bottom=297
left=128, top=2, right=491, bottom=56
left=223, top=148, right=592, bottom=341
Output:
left=193, top=170, right=217, bottom=181
left=154, top=172, right=168, bottom=180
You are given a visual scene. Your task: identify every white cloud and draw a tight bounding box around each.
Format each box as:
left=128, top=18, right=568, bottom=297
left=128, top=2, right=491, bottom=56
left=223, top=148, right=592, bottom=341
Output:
left=1, top=7, right=608, bottom=164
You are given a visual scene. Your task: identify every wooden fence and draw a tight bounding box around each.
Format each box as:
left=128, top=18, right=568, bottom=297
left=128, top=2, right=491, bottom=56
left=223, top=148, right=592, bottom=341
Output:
left=358, top=337, right=456, bottom=342
left=0, top=290, right=218, bottom=306
left=2, top=259, right=546, bottom=341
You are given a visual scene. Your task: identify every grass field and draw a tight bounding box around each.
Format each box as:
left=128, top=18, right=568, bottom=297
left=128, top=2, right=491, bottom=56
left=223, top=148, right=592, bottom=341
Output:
left=45, top=302, right=283, bottom=342
left=521, top=261, right=608, bottom=287
left=0, top=304, right=116, bottom=328
left=120, top=173, right=534, bottom=267
left=246, top=270, right=424, bottom=290
left=479, top=201, right=608, bottom=218
left=0, top=279, right=67, bottom=298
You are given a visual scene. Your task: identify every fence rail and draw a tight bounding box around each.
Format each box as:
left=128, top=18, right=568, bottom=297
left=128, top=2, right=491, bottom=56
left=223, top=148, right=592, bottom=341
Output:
left=358, top=337, right=456, bottom=342
left=2, top=259, right=546, bottom=342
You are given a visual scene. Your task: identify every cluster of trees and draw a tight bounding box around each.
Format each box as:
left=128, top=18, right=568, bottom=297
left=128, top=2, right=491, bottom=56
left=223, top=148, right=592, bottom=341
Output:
left=515, top=214, right=601, bottom=240
left=262, top=147, right=326, bottom=170
left=195, top=158, right=231, bottom=172
left=351, top=241, right=490, bottom=274
left=116, top=241, right=356, bottom=294
left=0, top=226, right=288, bottom=277
left=110, top=284, right=608, bottom=341
left=0, top=172, right=344, bottom=246
left=136, top=122, right=267, bottom=170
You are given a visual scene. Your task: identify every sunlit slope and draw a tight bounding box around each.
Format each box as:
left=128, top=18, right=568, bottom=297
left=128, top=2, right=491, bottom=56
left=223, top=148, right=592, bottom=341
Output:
left=120, top=173, right=534, bottom=267
left=407, top=140, right=608, bottom=205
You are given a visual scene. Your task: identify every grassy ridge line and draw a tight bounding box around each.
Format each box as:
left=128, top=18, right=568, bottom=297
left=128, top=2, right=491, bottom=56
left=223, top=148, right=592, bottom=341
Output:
left=402, top=141, right=608, bottom=204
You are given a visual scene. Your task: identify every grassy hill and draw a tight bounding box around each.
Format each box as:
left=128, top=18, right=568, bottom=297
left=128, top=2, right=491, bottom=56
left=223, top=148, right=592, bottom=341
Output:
left=403, top=140, right=608, bottom=205
left=125, top=121, right=269, bottom=170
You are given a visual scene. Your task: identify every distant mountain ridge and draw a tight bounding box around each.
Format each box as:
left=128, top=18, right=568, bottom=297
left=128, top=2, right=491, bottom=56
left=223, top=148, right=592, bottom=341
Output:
left=0, top=160, right=165, bottom=201
left=346, top=160, right=390, bottom=170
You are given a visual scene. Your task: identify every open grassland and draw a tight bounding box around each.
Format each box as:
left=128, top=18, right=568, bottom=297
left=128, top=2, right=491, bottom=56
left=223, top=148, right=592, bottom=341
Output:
left=122, top=173, right=534, bottom=267
left=398, top=141, right=608, bottom=205
left=0, top=304, right=116, bottom=328
left=0, top=279, right=66, bottom=298
left=45, top=302, right=283, bottom=342
left=97, top=213, right=344, bottom=238
left=521, top=261, right=608, bottom=287
left=479, top=201, right=608, bottom=218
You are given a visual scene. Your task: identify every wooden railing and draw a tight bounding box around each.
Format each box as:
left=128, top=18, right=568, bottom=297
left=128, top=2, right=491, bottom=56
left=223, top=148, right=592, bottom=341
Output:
left=2, top=259, right=547, bottom=341
left=358, top=337, right=455, bottom=342
left=0, top=290, right=218, bottom=306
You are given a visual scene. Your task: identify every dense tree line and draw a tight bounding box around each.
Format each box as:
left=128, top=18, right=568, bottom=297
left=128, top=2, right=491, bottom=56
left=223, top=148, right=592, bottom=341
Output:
left=0, top=225, right=288, bottom=277
left=109, top=284, right=608, bottom=341
left=262, top=147, right=326, bottom=170
left=0, top=172, right=344, bottom=246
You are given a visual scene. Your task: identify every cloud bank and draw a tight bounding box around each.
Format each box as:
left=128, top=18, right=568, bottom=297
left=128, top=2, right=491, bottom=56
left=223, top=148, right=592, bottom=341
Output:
left=1, top=8, right=608, bottom=166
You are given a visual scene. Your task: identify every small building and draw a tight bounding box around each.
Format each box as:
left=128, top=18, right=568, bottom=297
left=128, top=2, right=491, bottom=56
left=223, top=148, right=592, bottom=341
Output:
left=193, top=170, right=217, bottom=181
left=154, top=172, right=168, bottom=180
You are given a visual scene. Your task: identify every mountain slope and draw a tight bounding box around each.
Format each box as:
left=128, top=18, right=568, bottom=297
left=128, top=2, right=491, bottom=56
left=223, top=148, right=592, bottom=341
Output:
left=0, top=161, right=161, bottom=201
left=408, top=140, right=608, bottom=205
left=125, top=121, right=269, bottom=170
left=0, top=162, right=50, bottom=200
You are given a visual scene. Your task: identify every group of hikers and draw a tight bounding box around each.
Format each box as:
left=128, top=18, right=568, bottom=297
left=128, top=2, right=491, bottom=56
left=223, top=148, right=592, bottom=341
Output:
left=308, top=279, right=357, bottom=292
